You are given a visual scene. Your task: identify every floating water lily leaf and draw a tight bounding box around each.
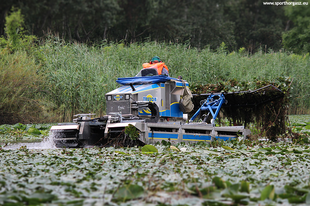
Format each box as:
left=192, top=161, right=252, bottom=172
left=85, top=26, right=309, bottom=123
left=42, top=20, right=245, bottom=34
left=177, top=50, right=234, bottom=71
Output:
left=261, top=185, right=275, bottom=200
left=142, top=152, right=156, bottom=154
left=228, top=183, right=240, bottom=194
left=0, top=125, right=8, bottom=132
left=284, top=185, right=308, bottom=196
left=225, top=193, right=249, bottom=203
left=141, top=145, right=158, bottom=153
left=113, top=184, right=144, bottom=202
left=203, top=200, right=228, bottom=205
left=13, top=123, right=26, bottom=130
left=222, top=146, right=234, bottom=150
left=2, top=128, right=310, bottom=205
left=0, top=194, right=21, bottom=205
left=22, top=193, right=57, bottom=205
left=293, top=149, right=302, bottom=154
left=278, top=193, right=293, bottom=199
left=199, top=186, right=215, bottom=197
left=39, top=130, right=49, bottom=136
left=288, top=195, right=306, bottom=204
left=262, top=147, right=272, bottom=152
left=27, top=127, right=41, bottom=135
left=212, top=177, right=226, bottom=189
left=115, top=151, right=130, bottom=155
left=53, top=199, right=84, bottom=205
left=0, top=180, right=6, bottom=187
left=240, top=181, right=250, bottom=193
left=225, top=181, right=232, bottom=188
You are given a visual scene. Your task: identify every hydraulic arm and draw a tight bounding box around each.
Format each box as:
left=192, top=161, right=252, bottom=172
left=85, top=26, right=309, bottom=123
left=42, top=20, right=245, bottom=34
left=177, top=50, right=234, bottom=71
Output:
left=190, top=93, right=225, bottom=123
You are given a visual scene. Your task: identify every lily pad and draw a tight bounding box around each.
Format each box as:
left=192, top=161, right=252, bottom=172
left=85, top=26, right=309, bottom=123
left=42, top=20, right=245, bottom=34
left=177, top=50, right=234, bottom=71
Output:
left=288, top=195, right=306, bottom=204
left=212, top=177, right=226, bottom=189
left=225, top=193, right=249, bottom=203
left=222, top=145, right=234, bottom=150
left=13, top=123, right=26, bottom=130
left=113, top=184, right=144, bottom=202
left=262, top=147, right=272, bottom=152
left=141, top=145, right=158, bottom=153
left=240, top=181, right=250, bottom=193
left=261, top=185, right=275, bottom=200
left=115, top=151, right=130, bottom=155
left=22, top=193, right=57, bottom=204
left=199, top=186, right=215, bottom=197
left=27, top=127, right=41, bottom=135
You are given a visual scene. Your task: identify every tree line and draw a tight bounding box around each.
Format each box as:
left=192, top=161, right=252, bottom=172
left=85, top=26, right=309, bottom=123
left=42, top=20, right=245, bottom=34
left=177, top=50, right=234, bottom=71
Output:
left=1, top=0, right=309, bottom=53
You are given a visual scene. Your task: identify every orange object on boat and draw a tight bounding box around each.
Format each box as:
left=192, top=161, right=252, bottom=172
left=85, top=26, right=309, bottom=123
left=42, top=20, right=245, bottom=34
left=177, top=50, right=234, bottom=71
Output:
left=142, top=62, right=169, bottom=75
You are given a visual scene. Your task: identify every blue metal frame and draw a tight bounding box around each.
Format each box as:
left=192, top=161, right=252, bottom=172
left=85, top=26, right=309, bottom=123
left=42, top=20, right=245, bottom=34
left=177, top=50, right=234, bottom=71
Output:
left=190, top=93, right=225, bottom=122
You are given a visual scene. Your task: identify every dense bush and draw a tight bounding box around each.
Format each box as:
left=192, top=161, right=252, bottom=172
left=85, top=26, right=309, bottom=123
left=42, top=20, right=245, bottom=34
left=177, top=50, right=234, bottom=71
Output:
left=0, top=50, right=48, bottom=123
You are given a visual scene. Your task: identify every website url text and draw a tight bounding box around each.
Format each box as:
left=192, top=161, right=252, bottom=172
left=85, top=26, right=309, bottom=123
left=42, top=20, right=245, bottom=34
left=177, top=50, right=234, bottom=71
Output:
left=263, top=1, right=309, bottom=6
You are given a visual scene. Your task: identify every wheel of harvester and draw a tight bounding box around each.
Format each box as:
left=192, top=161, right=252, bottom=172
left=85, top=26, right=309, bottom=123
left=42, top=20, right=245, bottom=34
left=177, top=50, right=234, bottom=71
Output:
left=52, top=129, right=80, bottom=148
left=54, top=139, right=80, bottom=148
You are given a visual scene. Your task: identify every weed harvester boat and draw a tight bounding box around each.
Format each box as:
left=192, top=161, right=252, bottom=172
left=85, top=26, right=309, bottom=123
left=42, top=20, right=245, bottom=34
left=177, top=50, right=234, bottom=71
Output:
left=50, top=68, right=252, bottom=148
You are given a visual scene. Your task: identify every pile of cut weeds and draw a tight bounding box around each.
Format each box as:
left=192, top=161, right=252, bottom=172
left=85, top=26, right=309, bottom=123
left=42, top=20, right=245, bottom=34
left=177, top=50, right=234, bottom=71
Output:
left=191, top=77, right=292, bottom=141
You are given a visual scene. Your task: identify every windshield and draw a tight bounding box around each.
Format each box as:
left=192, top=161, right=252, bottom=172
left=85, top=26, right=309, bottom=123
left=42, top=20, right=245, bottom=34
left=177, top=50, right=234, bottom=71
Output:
left=136, top=68, right=158, bottom=77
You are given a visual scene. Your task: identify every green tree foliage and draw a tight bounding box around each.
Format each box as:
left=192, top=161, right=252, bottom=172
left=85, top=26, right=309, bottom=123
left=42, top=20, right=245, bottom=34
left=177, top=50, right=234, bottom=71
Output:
left=0, top=7, right=36, bottom=52
left=282, top=0, right=310, bottom=53
left=111, top=0, right=151, bottom=42
left=111, top=0, right=236, bottom=50
left=0, top=0, right=12, bottom=36
left=17, top=0, right=120, bottom=42
left=0, top=8, right=47, bottom=124
left=184, top=0, right=236, bottom=50
left=224, top=0, right=288, bottom=53
left=4, top=8, right=24, bottom=49
left=0, top=0, right=291, bottom=52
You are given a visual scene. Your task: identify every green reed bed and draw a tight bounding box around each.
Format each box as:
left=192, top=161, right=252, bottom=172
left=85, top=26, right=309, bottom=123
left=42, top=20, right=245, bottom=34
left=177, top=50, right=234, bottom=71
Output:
left=39, top=41, right=310, bottom=122
left=1, top=40, right=309, bottom=123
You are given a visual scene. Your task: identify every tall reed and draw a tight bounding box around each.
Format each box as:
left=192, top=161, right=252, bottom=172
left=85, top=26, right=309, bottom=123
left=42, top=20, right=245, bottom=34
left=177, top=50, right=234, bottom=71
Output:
left=39, top=40, right=310, bottom=121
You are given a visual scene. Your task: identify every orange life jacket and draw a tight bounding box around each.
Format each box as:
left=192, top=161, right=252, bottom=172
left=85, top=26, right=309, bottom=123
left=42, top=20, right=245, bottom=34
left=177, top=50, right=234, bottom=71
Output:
left=142, top=62, right=169, bottom=75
